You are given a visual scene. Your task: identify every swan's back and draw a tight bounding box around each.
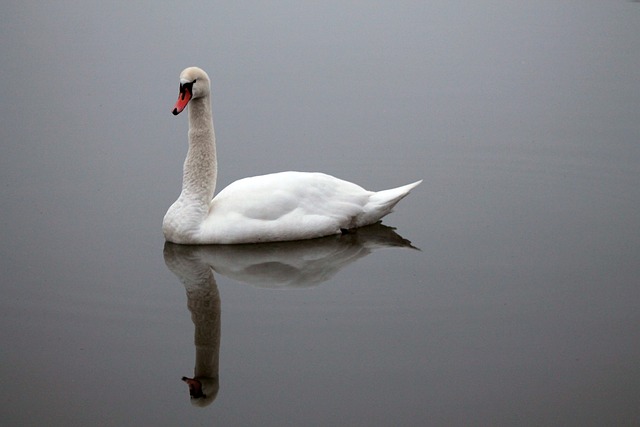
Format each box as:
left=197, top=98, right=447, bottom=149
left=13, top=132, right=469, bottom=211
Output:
left=192, top=172, right=420, bottom=244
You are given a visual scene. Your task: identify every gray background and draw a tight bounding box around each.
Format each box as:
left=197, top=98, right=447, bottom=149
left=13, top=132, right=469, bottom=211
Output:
left=1, top=1, right=639, bottom=426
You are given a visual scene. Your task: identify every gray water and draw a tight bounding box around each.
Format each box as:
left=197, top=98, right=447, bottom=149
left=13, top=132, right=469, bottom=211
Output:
left=1, top=2, right=639, bottom=426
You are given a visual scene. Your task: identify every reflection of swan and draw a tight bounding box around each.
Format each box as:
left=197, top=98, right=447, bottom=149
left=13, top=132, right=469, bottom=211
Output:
left=163, top=223, right=414, bottom=404
left=166, top=222, right=417, bottom=289
left=163, top=244, right=221, bottom=407
left=163, top=66, right=421, bottom=245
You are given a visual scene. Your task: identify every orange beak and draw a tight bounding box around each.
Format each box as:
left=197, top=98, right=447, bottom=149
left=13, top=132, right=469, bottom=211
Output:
left=172, top=85, right=192, bottom=115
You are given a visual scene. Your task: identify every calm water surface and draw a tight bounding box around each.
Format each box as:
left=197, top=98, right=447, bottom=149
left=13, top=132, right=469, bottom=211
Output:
left=1, top=2, right=639, bottom=426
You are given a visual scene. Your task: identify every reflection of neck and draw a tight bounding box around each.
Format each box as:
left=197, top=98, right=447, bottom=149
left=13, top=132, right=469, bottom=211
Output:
left=181, top=94, right=217, bottom=211
left=186, top=268, right=220, bottom=382
left=186, top=276, right=221, bottom=380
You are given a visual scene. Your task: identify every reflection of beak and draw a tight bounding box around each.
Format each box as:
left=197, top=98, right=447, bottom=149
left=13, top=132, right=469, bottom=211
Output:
left=182, top=376, right=205, bottom=398
left=172, top=85, right=192, bottom=115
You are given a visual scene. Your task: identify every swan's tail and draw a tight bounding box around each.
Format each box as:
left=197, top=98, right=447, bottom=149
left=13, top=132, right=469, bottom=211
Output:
left=359, top=180, right=422, bottom=226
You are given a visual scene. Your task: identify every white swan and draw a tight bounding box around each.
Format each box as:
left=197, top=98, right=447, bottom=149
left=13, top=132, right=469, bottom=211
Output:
left=163, top=67, right=422, bottom=245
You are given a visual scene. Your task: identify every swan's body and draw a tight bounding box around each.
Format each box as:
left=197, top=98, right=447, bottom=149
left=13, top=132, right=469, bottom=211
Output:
left=163, top=67, right=421, bottom=245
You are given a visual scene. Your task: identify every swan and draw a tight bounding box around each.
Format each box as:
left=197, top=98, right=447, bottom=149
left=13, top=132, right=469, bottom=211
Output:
left=163, top=66, right=422, bottom=245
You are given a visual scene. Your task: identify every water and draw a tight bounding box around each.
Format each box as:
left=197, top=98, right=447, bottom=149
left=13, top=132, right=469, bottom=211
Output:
left=1, top=2, right=639, bottom=426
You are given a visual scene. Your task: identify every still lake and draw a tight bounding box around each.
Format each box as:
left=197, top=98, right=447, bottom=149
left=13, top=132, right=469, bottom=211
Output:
left=1, top=2, right=639, bottom=426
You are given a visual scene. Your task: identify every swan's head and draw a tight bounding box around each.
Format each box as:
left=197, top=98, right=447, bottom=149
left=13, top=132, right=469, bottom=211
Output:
left=172, top=67, right=211, bottom=115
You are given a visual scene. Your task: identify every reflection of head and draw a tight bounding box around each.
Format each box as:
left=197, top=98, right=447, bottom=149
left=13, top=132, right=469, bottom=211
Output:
left=182, top=376, right=205, bottom=398
left=182, top=376, right=219, bottom=407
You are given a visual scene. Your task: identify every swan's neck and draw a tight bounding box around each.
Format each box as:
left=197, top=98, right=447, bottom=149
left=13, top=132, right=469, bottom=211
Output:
left=181, top=95, right=217, bottom=207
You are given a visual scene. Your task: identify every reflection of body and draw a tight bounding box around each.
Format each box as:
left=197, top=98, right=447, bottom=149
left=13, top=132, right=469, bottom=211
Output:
left=167, top=222, right=417, bottom=288
left=164, top=244, right=221, bottom=407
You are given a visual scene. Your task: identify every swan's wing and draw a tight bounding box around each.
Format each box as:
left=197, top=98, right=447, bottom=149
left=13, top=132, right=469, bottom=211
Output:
left=199, top=172, right=372, bottom=243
